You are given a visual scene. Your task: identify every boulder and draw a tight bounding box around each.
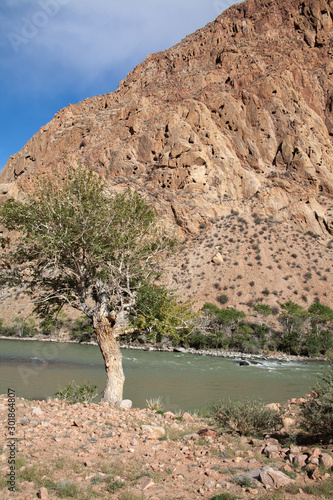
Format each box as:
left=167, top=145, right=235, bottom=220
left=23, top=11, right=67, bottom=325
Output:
left=320, top=453, right=333, bottom=469
left=259, top=467, right=295, bottom=488
left=116, top=399, right=132, bottom=409
left=212, top=253, right=223, bottom=265
left=141, top=425, right=165, bottom=439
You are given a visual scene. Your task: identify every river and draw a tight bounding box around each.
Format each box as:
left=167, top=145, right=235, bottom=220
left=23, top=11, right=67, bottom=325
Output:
left=0, top=339, right=325, bottom=412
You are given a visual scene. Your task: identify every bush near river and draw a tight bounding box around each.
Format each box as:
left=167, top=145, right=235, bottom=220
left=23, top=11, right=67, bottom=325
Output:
left=183, top=300, right=333, bottom=357
left=1, top=298, right=332, bottom=358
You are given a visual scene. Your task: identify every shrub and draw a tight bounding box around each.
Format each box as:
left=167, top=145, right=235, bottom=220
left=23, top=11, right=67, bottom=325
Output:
left=70, top=316, right=94, bottom=342
left=210, top=398, right=282, bottom=437
left=217, top=294, right=228, bottom=305
left=54, top=381, right=98, bottom=404
left=253, top=304, right=272, bottom=316
left=300, top=362, right=333, bottom=442
left=278, top=330, right=302, bottom=355
left=146, top=396, right=164, bottom=412
left=203, top=303, right=246, bottom=325
left=308, top=302, right=333, bottom=322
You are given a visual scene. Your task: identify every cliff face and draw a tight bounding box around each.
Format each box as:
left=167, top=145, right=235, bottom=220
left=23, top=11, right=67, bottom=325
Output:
left=2, top=0, right=333, bottom=236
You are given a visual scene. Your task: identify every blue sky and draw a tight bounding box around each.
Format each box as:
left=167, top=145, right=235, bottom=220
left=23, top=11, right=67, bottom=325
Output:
left=0, top=0, right=236, bottom=172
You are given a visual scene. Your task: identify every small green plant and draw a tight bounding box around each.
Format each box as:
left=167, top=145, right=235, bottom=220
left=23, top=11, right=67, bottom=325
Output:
left=105, top=478, right=125, bottom=493
left=210, top=397, right=282, bottom=437
left=145, top=396, right=164, bottom=412
left=300, top=361, right=333, bottom=442
left=253, top=303, right=272, bottom=316
left=57, top=481, right=80, bottom=498
left=210, top=494, right=239, bottom=500
left=54, top=381, right=98, bottom=404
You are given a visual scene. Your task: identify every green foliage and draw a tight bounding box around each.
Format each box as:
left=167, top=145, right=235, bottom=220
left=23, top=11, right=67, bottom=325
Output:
left=203, top=303, right=246, bottom=325
left=2, top=317, right=37, bottom=337
left=253, top=303, right=272, bottom=316
left=57, top=481, right=81, bottom=498
left=0, top=164, right=175, bottom=323
left=278, top=330, right=302, bottom=355
left=305, top=330, right=333, bottom=357
left=131, top=283, right=197, bottom=344
left=281, top=300, right=308, bottom=319
left=300, top=362, right=333, bottom=442
left=70, top=316, right=94, bottom=342
left=210, top=398, right=283, bottom=437
left=308, top=302, right=333, bottom=322
left=302, top=477, right=333, bottom=497
left=54, top=381, right=98, bottom=404
left=105, top=478, right=125, bottom=493
left=145, top=396, right=164, bottom=412
left=210, top=495, right=239, bottom=500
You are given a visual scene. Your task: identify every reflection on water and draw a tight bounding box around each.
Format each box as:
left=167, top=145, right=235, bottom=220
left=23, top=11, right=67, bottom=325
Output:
left=0, top=339, right=325, bottom=411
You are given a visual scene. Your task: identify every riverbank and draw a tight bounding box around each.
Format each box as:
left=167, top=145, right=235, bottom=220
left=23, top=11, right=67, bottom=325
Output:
left=0, top=334, right=327, bottom=364
left=1, top=394, right=332, bottom=499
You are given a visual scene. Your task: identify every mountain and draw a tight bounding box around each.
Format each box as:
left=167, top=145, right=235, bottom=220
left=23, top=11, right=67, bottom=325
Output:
left=0, top=0, right=333, bottom=313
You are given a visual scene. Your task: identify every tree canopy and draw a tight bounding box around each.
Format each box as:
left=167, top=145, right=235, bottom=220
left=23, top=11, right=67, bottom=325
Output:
left=0, top=164, right=177, bottom=402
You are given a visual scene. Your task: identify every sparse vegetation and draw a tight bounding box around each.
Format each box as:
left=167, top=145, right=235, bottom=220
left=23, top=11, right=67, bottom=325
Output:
left=300, top=359, right=333, bottom=442
left=210, top=398, right=283, bottom=437
left=54, top=381, right=98, bottom=404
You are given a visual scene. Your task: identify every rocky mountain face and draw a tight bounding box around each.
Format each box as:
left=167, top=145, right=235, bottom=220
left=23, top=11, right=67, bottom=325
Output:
left=1, top=0, right=333, bottom=311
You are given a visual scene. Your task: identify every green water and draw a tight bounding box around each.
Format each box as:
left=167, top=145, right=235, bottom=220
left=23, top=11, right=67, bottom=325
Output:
left=0, top=339, right=325, bottom=412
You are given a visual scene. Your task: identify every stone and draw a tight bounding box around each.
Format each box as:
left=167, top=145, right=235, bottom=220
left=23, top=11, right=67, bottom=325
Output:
left=319, top=453, right=333, bottom=469
left=137, top=476, right=154, bottom=491
left=183, top=433, right=199, bottom=441
left=197, top=428, right=218, bottom=437
left=259, top=468, right=295, bottom=488
left=37, top=487, right=48, bottom=499
left=164, top=411, right=175, bottom=419
left=289, top=445, right=302, bottom=455
left=212, top=253, right=223, bottom=265
left=141, top=425, right=165, bottom=439
left=263, top=445, right=279, bottom=457
left=264, top=403, right=280, bottom=412
left=116, top=399, right=132, bottom=409
left=282, top=417, right=295, bottom=432
left=31, top=407, right=43, bottom=417
left=204, top=479, right=215, bottom=488
left=182, top=412, right=194, bottom=422
left=293, top=454, right=308, bottom=468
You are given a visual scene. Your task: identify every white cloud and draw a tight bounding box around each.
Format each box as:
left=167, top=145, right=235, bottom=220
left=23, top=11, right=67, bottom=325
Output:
left=1, top=0, right=237, bottom=94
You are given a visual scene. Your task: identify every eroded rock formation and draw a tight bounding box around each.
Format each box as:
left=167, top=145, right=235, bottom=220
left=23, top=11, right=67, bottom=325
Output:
left=1, top=0, right=333, bottom=238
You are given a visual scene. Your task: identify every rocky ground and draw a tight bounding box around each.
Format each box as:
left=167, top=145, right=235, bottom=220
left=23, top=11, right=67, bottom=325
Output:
left=1, top=394, right=332, bottom=499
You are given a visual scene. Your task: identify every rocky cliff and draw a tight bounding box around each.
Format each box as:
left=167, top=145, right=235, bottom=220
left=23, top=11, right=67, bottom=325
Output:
left=1, top=0, right=333, bottom=310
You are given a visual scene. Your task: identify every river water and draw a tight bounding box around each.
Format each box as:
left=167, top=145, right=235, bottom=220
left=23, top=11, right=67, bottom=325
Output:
left=0, top=339, right=325, bottom=412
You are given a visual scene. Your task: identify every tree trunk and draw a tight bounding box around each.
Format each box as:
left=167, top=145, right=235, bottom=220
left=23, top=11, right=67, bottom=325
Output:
left=93, top=311, right=125, bottom=404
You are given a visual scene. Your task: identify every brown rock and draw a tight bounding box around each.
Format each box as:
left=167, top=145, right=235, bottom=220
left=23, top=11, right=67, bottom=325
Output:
left=164, top=411, right=175, bottom=419
left=319, top=453, right=333, bottom=469
left=141, top=425, right=165, bottom=439
left=293, top=454, right=308, bottom=468
left=37, top=487, right=48, bottom=499
left=182, top=412, right=194, bottom=422
left=263, top=445, right=280, bottom=458
left=259, top=468, right=295, bottom=488
left=138, top=476, right=154, bottom=490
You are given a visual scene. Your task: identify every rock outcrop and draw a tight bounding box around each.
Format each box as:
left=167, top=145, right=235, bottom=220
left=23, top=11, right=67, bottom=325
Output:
left=1, top=0, right=333, bottom=238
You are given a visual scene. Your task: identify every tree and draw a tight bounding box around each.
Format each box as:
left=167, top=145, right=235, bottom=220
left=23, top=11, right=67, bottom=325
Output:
left=0, top=165, right=175, bottom=403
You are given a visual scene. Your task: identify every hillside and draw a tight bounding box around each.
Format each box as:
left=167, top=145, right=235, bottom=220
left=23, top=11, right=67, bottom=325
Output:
left=0, top=0, right=333, bottom=313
